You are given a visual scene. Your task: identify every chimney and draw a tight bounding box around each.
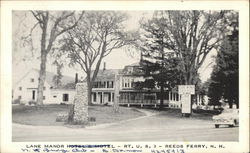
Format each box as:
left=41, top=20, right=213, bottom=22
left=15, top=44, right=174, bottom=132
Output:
left=75, top=73, right=78, bottom=84
left=103, top=62, right=106, bottom=71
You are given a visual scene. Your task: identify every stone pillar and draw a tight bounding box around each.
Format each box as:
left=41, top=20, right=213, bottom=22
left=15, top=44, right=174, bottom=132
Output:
left=73, top=82, right=88, bottom=124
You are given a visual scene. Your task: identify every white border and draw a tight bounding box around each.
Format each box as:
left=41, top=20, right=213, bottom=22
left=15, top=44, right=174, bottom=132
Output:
left=1, top=1, right=249, bottom=153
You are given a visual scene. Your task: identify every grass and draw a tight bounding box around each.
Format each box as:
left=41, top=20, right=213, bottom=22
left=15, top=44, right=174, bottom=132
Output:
left=12, top=104, right=145, bottom=126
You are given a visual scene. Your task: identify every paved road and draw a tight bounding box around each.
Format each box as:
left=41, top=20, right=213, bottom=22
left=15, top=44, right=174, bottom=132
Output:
left=12, top=111, right=238, bottom=142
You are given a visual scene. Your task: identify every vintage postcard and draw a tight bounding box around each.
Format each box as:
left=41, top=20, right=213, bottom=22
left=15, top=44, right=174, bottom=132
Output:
left=1, top=0, right=249, bottom=153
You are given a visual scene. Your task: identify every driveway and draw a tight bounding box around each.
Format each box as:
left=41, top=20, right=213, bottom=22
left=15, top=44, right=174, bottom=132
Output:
left=12, top=110, right=238, bottom=142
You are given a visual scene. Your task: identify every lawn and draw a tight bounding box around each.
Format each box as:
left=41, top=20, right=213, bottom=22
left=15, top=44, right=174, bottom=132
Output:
left=12, top=104, right=145, bottom=126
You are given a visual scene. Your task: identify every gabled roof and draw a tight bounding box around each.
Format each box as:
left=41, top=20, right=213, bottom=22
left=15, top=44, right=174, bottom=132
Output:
left=15, top=68, right=75, bottom=90
left=91, top=69, right=122, bottom=81
left=34, top=69, right=75, bottom=88
left=125, top=62, right=140, bottom=67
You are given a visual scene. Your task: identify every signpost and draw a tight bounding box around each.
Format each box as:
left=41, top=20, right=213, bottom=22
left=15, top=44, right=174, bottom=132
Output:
left=178, top=85, right=195, bottom=117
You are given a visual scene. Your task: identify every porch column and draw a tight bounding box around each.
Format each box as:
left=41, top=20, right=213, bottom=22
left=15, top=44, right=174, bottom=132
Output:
left=102, top=92, right=104, bottom=104
left=197, top=94, right=200, bottom=105
left=175, top=93, right=177, bottom=107
left=179, top=94, right=181, bottom=107
left=111, top=92, right=113, bottom=102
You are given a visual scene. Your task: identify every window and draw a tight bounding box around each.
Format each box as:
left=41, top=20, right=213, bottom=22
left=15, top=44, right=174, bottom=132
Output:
left=63, top=94, right=69, bottom=102
left=101, top=82, right=105, bottom=88
left=18, top=96, right=22, bottom=99
left=19, top=87, right=22, bottom=91
left=98, top=81, right=101, bottom=88
left=107, top=81, right=109, bottom=88
left=93, top=82, right=98, bottom=88
left=108, top=93, right=111, bottom=101
left=111, top=81, right=114, bottom=88
left=93, top=93, right=96, bottom=102
left=43, top=87, right=46, bottom=90
left=128, top=67, right=133, bottom=73
left=43, top=96, right=45, bottom=100
left=107, top=81, right=113, bottom=88
left=53, top=95, right=57, bottom=98
left=32, top=90, right=35, bottom=100
left=31, top=78, right=34, bottom=82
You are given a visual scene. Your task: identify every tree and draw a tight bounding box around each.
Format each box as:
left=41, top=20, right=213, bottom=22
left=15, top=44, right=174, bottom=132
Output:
left=61, top=11, right=133, bottom=105
left=139, top=11, right=231, bottom=86
left=208, top=12, right=238, bottom=108
left=138, top=56, right=183, bottom=109
left=29, top=11, right=83, bottom=105
left=137, top=13, right=185, bottom=109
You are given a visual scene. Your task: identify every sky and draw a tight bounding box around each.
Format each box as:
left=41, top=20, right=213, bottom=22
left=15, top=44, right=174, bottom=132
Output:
left=12, top=11, right=216, bottom=85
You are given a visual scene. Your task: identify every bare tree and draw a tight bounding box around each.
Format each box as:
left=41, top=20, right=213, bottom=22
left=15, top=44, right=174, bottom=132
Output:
left=30, top=11, right=83, bottom=105
left=61, top=11, right=134, bottom=105
left=140, top=10, right=230, bottom=85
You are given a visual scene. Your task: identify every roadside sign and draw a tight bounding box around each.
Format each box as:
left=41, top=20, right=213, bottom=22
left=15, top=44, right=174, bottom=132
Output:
left=178, top=85, right=195, bottom=116
left=181, top=94, right=191, bottom=114
left=178, top=85, right=195, bottom=95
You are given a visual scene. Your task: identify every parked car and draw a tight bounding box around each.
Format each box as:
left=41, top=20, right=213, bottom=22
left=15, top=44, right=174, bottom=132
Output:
left=212, top=109, right=239, bottom=128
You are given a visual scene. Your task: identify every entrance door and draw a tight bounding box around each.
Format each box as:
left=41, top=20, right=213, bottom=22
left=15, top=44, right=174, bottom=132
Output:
left=100, top=93, right=103, bottom=104
left=32, top=90, right=36, bottom=100
left=98, top=92, right=103, bottom=104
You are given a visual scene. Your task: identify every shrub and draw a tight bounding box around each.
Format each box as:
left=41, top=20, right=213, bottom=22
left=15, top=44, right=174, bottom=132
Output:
left=28, top=100, right=37, bottom=105
left=12, top=99, right=20, bottom=104
left=88, top=117, right=96, bottom=122
left=56, top=113, right=69, bottom=122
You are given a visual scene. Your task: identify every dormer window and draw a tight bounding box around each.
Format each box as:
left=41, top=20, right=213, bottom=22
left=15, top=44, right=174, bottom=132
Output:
left=128, top=67, right=133, bottom=73
left=31, top=78, right=34, bottom=82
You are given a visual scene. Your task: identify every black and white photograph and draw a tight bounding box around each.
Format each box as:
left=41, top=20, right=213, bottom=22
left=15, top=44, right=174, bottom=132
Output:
left=1, top=1, right=249, bottom=153
left=11, top=9, right=240, bottom=141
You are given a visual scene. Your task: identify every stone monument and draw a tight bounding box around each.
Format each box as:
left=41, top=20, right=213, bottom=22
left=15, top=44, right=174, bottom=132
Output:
left=72, top=82, right=88, bottom=124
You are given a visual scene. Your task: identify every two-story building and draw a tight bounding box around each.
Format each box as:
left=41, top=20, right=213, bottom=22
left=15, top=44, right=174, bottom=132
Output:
left=91, top=62, right=184, bottom=108
left=91, top=69, right=121, bottom=105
